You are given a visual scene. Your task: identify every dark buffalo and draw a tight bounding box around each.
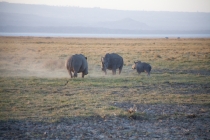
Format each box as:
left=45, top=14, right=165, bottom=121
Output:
left=66, top=54, right=88, bottom=78
left=101, top=53, right=123, bottom=75
left=132, top=61, right=151, bottom=76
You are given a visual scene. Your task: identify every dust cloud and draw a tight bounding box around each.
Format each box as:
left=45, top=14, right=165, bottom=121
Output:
left=0, top=57, right=67, bottom=78
left=0, top=56, right=121, bottom=78
left=0, top=57, right=133, bottom=78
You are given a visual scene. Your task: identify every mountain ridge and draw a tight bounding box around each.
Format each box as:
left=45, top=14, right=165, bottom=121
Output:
left=0, top=2, right=210, bottom=33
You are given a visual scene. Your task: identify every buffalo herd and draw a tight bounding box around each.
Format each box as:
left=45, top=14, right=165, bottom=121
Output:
left=66, top=53, right=151, bottom=78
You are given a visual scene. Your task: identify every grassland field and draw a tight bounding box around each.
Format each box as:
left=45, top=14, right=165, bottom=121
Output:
left=0, top=37, right=209, bottom=139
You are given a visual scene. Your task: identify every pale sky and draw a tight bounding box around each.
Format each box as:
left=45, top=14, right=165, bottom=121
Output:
left=1, top=0, right=210, bottom=12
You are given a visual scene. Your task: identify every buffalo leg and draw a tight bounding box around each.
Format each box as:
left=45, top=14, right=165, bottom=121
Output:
left=112, top=69, right=116, bottom=75
left=73, top=72, right=77, bottom=77
left=68, top=70, right=73, bottom=78
left=119, top=68, right=122, bottom=75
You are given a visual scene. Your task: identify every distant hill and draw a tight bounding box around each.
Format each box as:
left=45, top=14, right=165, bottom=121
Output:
left=95, top=18, right=150, bottom=30
left=0, top=2, right=210, bottom=34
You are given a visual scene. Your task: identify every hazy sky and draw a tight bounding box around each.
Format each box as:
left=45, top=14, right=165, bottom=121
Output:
left=1, top=0, right=210, bottom=12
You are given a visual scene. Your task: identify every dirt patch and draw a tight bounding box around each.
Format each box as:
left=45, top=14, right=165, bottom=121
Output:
left=0, top=110, right=209, bottom=139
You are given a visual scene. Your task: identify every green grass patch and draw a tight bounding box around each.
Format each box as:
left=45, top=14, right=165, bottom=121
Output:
left=0, top=73, right=209, bottom=122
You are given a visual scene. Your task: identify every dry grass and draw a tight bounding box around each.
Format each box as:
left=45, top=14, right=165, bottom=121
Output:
left=0, top=37, right=209, bottom=74
left=0, top=37, right=209, bottom=122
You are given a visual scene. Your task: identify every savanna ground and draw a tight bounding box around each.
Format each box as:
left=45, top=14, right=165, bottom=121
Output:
left=0, top=36, right=210, bottom=139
